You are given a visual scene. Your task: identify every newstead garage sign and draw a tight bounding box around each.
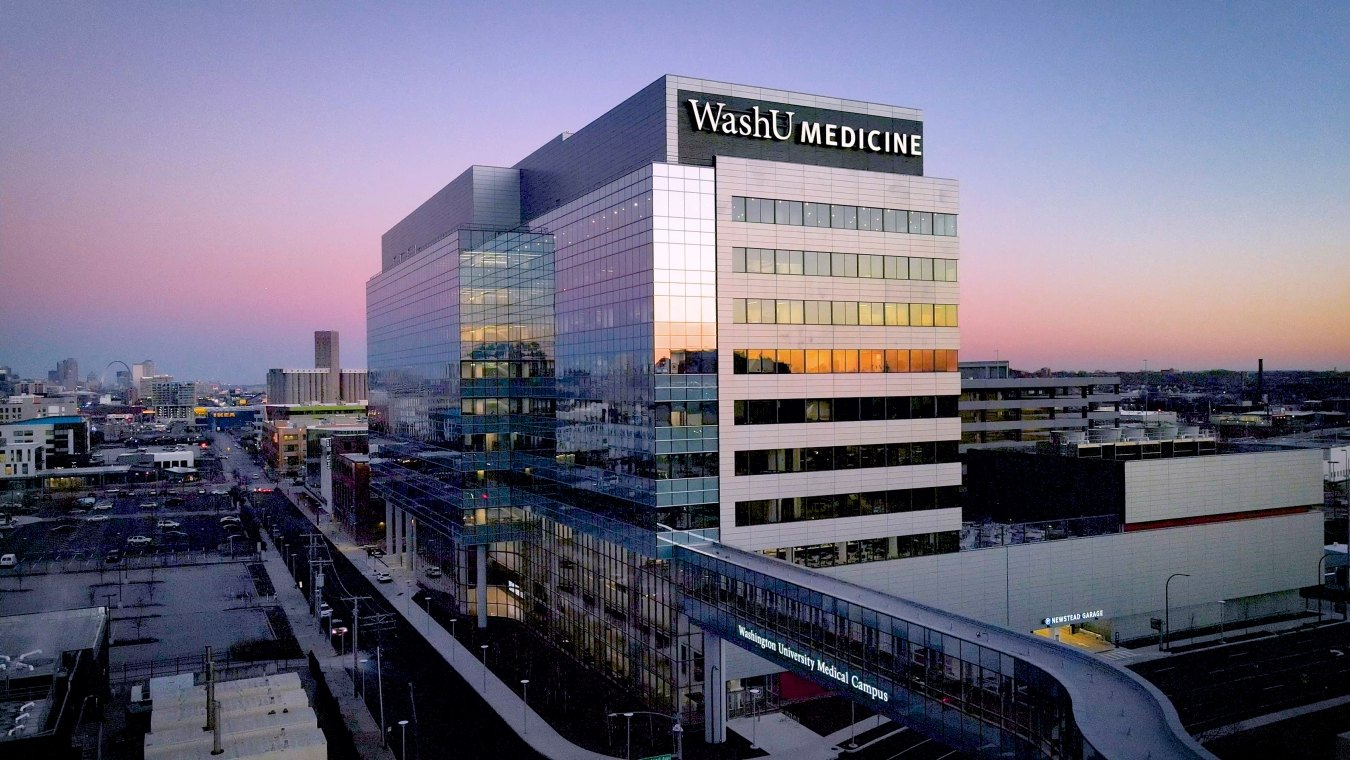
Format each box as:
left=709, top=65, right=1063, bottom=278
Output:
left=737, top=624, right=890, bottom=702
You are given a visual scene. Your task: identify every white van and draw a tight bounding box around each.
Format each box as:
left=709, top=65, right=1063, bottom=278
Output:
left=0, top=554, right=16, bottom=568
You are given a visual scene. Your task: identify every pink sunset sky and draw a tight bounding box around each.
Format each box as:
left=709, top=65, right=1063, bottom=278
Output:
left=2, top=2, right=1347, bottom=382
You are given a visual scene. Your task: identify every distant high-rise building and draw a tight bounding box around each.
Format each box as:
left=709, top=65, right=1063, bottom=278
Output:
left=131, top=360, right=156, bottom=387
left=147, top=379, right=198, bottom=421
left=55, top=358, right=79, bottom=391
left=267, top=330, right=366, bottom=404
left=315, top=330, right=340, bottom=402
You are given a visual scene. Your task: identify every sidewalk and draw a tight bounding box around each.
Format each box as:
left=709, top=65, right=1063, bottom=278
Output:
left=258, top=528, right=394, bottom=760
left=275, top=484, right=623, bottom=760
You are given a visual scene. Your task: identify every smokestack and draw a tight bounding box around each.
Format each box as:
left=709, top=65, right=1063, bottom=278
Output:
left=1257, top=359, right=1265, bottom=405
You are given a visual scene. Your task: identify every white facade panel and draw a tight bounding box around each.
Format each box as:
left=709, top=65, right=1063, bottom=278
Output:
left=1124, top=449, right=1324, bottom=524
left=823, top=510, right=1322, bottom=640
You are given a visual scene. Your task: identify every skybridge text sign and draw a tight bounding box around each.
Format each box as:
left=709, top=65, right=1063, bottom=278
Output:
left=737, top=624, right=890, bottom=703
left=676, top=90, right=923, bottom=177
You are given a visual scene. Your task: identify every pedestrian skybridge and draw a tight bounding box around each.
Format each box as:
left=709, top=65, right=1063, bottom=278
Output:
left=669, top=538, right=1214, bottom=760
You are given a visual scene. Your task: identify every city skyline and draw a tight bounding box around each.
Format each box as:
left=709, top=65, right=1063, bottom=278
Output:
left=2, top=2, right=1348, bottom=381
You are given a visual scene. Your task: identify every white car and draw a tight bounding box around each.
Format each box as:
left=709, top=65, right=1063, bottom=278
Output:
left=374, top=571, right=393, bottom=583
left=87, top=515, right=112, bottom=522
left=127, top=535, right=153, bottom=546
left=92, top=502, right=113, bottom=511
left=156, top=519, right=181, bottom=530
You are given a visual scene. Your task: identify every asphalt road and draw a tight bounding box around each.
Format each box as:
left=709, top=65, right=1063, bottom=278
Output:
left=1130, top=622, right=1350, bottom=732
left=260, top=490, right=546, bottom=760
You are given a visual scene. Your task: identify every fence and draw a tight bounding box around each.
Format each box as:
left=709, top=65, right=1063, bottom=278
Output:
left=108, top=652, right=306, bottom=685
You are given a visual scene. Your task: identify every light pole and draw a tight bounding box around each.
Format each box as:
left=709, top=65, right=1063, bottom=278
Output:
left=480, top=644, right=489, bottom=693
left=749, top=687, right=761, bottom=749
left=1318, top=554, right=1330, bottom=623
left=449, top=619, right=457, bottom=661
left=1219, top=600, right=1227, bottom=643
left=623, top=712, right=634, bottom=760
left=398, top=719, right=409, bottom=760
left=671, top=720, right=683, bottom=760
left=377, top=645, right=386, bottom=748
left=358, top=658, right=369, bottom=699
left=1164, top=573, right=1190, bottom=652
left=520, top=679, right=529, bottom=733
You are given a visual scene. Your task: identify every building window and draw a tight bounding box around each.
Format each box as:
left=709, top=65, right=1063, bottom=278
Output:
left=733, top=196, right=957, bottom=237
left=733, top=348, right=958, bottom=374
left=733, top=440, right=958, bottom=476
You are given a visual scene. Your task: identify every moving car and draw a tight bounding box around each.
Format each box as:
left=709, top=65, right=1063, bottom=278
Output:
left=374, top=571, right=393, bottom=583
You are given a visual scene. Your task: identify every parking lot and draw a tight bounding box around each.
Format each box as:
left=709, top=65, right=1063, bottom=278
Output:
left=0, top=489, right=249, bottom=567
left=0, top=561, right=276, bottom=664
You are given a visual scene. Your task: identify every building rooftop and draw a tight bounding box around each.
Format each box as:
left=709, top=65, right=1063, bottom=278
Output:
left=0, top=607, right=107, bottom=680
left=4, top=415, right=84, bottom=426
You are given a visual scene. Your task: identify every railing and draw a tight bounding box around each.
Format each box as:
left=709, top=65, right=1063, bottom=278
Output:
left=109, top=652, right=307, bottom=685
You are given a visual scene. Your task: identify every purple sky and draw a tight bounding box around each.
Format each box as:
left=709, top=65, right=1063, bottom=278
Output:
left=2, top=2, right=1347, bottom=383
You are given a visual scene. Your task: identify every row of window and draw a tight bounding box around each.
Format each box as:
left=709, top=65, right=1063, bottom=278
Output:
left=733, top=348, right=959, bottom=374
left=733, top=299, right=958, bottom=327
left=734, top=395, right=959, bottom=425
left=736, top=486, right=960, bottom=527
left=654, top=452, right=718, bottom=480
left=461, top=397, right=556, bottom=416
left=656, top=400, right=719, bottom=427
left=733, top=196, right=958, bottom=236
left=734, top=440, right=959, bottom=476
left=734, top=248, right=958, bottom=282
left=758, top=531, right=960, bottom=569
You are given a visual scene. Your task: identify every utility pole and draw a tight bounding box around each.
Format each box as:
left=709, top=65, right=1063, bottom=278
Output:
left=343, top=594, right=370, bottom=692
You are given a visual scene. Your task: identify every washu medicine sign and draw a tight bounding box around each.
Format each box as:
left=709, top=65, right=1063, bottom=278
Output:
left=737, top=624, right=890, bottom=702
left=687, top=99, right=922, bottom=157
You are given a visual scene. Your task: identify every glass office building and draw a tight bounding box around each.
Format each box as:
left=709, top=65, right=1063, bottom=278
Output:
left=367, top=77, right=1218, bottom=758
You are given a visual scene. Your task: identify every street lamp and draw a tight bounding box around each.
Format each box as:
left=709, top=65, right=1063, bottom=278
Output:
left=1163, top=573, right=1190, bottom=652
left=623, top=712, right=634, bottom=760
left=449, top=619, right=458, bottom=661
left=671, top=721, right=683, bottom=760
left=1318, top=553, right=1330, bottom=623
left=398, top=719, right=409, bottom=760
left=520, top=679, right=529, bottom=733
left=749, top=687, right=762, bottom=748
left=358, top=658, right=369, bottom=699
left=480, top=644, right=489, bottom=694
left=1219, top=599, right=1227, bottom=643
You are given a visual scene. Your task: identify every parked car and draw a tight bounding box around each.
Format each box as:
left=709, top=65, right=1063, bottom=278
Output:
left=0, top=554, right=15, bottom=568
left=424, top=566, right=443, bottom=578
left=50, top=524, right=77, bottom=535
left=374, top=571, right=393, bottom=583
left=138, top=502, right=157, bottom=510
left=156, top=519, right=181, bottom=530
left=87, top=514, right=112, bottom=522
left=92, top=502, right=113, bottom=511
left=104, top=550, right=122, bottom=564
left=127, top=535, right=153, bottom=546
